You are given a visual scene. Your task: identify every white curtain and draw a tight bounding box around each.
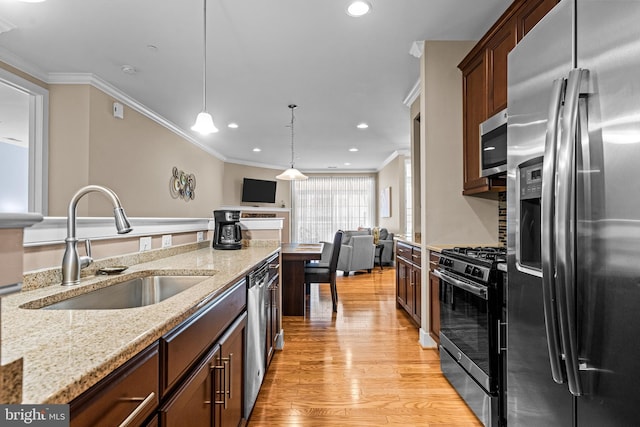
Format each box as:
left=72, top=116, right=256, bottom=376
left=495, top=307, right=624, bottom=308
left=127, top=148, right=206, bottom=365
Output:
left=292, top=176, right=375, bottom=243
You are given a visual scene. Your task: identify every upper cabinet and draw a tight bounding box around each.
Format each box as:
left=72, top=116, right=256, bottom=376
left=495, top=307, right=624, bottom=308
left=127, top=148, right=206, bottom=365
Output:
left=458, top=0, right=558, bottom=196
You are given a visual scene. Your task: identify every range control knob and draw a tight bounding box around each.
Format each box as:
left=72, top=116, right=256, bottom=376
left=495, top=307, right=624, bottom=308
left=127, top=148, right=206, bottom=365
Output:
left=472, top=267, right=483, bottom=277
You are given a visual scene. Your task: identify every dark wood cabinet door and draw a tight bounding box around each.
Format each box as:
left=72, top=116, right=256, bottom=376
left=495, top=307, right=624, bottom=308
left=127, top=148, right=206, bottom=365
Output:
left=412, top=267, right=422, bottom=325
left=396, top=259, right=409, bottom=309
left=461, top=53, right=487, bottom=194
left=516, top=0, right=559, bottom=41
left=159, top=345, right=218, bottom=427
left=486, top=17, right=516, bottom=117
left=428, top=271, right=441, bottom=345
left=218, top=313, right=247, bottom=427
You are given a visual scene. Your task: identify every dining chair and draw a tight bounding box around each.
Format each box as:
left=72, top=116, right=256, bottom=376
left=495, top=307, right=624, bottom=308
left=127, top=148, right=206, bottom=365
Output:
left=304, top=230, right=343, bottom=312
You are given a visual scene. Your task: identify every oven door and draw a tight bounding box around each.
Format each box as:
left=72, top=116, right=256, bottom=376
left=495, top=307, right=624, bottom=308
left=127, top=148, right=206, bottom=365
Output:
left=434, top=268, right=494, bottom=392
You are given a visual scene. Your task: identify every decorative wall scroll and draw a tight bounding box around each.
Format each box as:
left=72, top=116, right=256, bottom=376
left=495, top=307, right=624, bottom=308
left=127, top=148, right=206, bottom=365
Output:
left=170, top=166, right=196, bottom=201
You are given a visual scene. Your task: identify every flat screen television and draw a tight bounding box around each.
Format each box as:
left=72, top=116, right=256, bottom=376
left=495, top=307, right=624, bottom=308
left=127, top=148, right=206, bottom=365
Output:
left=241, top=178, right=277, bottom=203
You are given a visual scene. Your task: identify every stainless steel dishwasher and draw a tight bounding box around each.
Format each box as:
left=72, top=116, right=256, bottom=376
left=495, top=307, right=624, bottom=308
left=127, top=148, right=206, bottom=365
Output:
left=244, top=261, right=269, bottom=419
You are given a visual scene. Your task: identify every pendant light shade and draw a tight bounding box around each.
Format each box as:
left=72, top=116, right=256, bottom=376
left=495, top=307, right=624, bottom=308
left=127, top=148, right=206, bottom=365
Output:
left=192, top=111, right=218, bottom=134
left=191, top=0, right=218, bottom=135
left=276, top=104, right=308, bottom=181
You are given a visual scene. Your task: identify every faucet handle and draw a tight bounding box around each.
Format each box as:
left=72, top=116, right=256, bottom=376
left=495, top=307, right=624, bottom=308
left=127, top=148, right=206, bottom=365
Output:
left=84, top=239, right=92, bottom=259
left=79, top=239, right=93, bottom=270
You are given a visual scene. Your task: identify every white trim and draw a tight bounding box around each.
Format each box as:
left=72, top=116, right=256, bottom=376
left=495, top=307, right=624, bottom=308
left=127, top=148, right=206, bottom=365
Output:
left=24, top=217, right=210, bottom=246
left=419, top=328, right=438, bottom=348
left=47, top=73, right=227, bottom=162
left=402, top=78, right=421, bottom=107
left=223, top=157, right=289, bottom=171
left=239, top=218, right=284, bottom=230
left=0, top=48, right=49, bottom=82
left=0, top=213, right=43, bottom=229
left=376, top=150, right=409, bottom=171
left=0, top=67, right=49, bottom=215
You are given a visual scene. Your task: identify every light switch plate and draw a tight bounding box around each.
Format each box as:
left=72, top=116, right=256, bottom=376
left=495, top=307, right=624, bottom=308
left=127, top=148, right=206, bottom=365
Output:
left=197, top=231, right=204, bottom=242
left=139, top=236, right=152, bottom=252
left=162, top=234, right=172, bottom=248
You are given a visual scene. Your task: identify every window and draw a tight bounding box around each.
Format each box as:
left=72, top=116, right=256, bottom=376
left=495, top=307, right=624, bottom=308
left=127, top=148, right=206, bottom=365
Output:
left=292, top=176, right=375, bottom=242
left=0, top=69, right=49, bottom=214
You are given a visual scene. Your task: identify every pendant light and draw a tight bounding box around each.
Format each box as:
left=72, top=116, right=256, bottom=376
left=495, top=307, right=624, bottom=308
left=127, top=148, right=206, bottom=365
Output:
left=276, top=104, right=308, bottom=181
left=191, top=0, right=218, bottom=135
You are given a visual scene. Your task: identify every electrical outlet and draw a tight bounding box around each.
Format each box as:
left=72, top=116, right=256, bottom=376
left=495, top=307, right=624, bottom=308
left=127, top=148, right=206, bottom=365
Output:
left=197, top=231, right=204, bottom=242
left=162, top=234, right=172, bottom=248
left=139, top=236, right=152, bottom=252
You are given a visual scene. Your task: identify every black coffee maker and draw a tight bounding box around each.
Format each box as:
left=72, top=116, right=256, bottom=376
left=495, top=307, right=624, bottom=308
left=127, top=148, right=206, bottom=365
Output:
left=213, top=210, right=242, bottom=250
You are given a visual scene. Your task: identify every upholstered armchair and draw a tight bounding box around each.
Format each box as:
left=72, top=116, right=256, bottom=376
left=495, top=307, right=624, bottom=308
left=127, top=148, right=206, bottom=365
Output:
left=337, top=231, right=375, bottom=276
left=377, top=228, right=395, bottom=265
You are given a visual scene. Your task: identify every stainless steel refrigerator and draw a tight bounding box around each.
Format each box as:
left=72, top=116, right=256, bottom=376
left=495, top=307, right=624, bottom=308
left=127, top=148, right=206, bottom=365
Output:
left=506, top=0, right=640, bottom=425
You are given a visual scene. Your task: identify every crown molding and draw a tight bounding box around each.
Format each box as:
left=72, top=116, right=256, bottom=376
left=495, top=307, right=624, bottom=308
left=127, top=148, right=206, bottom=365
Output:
left=47, top=72, right=227, bottom=162
left=376, top=150, right=409, bottom=172
left=0, top=48, right=49, bottom=82
left=402, top=78, right=421, bottom=107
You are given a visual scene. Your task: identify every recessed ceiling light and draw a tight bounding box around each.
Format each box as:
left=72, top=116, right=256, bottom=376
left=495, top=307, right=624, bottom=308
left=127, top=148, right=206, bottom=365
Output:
left=357, top=123, right=369, bottom=129
left=346, top=1, right=372, bottom=17
left=253, top=148, right=261, bottom=152
left=18, top=0, right=46, bottom=3
left=344, top=162, right=351, bottom=166
left=228, top=122, right=239, bottom=129
left=349, top=148, right=359, bottom=152
left=328, top=166, right=338, bottom=169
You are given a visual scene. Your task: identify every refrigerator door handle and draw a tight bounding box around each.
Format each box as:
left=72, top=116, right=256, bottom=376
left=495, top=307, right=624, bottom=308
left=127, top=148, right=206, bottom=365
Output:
left=555, top=68, right=586, bottom=397
left=541, top=77, right=566, bottom=384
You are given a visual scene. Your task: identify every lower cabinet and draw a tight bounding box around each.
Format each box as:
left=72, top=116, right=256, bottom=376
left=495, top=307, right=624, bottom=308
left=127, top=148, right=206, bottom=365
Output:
left=265, top=253, right=280, bottom=366
left=70, top=343, right=159, bottom=427
left=218, top=314, right=246, bottom=427
left=428, top=251, right=441, bottom=345
left=68, top=251, right=281, bottom=427
left=159, top=313, right=246, bottom=427
left=395, top=241, right=421, bottom=326
left=159, top=345, right=219, bottom=427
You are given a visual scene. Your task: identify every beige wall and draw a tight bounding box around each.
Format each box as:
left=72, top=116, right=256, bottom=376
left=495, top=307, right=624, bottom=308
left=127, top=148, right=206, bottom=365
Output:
left=377, top=155, right=405, bottom=233
left=222, top=163, right=291, bottom=208
left=48, top=85, right=224, bottom=217
left=419, top=41, right=499, bottom=346
left=421, top=41, right=499, bottom=246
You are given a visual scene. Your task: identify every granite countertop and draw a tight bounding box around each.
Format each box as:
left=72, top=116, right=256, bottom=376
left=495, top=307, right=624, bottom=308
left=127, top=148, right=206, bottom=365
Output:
left=0, top=244, right=279, bottom=404
left=394, top=234, right=421, bottom=247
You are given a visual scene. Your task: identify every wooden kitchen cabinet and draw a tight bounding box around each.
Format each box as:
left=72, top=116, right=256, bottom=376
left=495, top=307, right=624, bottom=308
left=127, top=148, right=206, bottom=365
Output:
left=218, top=314, right=246, bottom=427
left=159, top=345, right=219, bottom=427
left=516, top=0, right=559, bottom=41
left=486, top=17, right=516, bottom=117
left=428, top=252, right=441, bottom=346
left=266, top=253, right=280, bottom=366
left=458, top=0, right=558, bottom=195
left=396, top=241, right=421, bottom=327
left=159, top=313, right=246, bottom=427
left=70, top=343, right=159, bottom=427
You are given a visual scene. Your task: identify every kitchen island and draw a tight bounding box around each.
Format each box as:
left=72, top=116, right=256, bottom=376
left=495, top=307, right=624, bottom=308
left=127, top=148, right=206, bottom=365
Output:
left=0, top=244, right=279, bottom=405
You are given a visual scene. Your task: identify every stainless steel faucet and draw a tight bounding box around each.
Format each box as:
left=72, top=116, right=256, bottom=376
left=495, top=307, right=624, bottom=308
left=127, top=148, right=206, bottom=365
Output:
left=61, top=185, right=132, bottom=285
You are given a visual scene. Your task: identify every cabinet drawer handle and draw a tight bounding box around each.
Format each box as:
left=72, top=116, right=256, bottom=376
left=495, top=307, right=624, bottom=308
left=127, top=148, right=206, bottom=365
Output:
left=269, top=263, right=280, bottom=270
left=226, top=353, right=233, bottom=400
left=118, top=392, right=155, bottom=427
left=212, top=363, right=226, bottom=407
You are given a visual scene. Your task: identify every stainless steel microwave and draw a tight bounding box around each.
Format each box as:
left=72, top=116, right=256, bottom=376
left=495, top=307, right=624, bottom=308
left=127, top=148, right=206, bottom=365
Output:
left=480, top=108, right=507, bottom=177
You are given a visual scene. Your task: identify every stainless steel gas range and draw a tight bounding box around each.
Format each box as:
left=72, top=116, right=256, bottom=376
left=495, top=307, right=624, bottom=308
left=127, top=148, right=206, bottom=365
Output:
left=434, top=247, right=506, bottom=427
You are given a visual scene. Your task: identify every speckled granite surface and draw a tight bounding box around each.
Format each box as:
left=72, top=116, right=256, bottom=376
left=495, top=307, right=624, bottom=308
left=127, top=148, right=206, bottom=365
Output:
left=1, top=244, right=279, bottom=404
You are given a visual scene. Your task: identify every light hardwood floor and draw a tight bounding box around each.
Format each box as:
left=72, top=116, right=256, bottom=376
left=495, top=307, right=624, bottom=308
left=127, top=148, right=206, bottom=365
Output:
left=248, top=267, right=482, bottom=426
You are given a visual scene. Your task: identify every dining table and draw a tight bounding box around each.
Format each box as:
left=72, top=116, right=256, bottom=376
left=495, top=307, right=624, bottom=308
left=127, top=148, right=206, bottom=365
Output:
left=280, top=243, right=324, bottom=316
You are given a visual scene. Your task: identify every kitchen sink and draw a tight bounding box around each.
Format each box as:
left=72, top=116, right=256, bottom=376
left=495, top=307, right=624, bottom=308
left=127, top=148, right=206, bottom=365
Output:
left=42, top=275, right=210, bottom=310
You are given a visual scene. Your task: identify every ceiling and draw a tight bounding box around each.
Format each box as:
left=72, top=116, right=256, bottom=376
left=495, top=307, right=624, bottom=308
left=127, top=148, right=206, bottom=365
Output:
left=0, top=0, right=509, bottom=172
